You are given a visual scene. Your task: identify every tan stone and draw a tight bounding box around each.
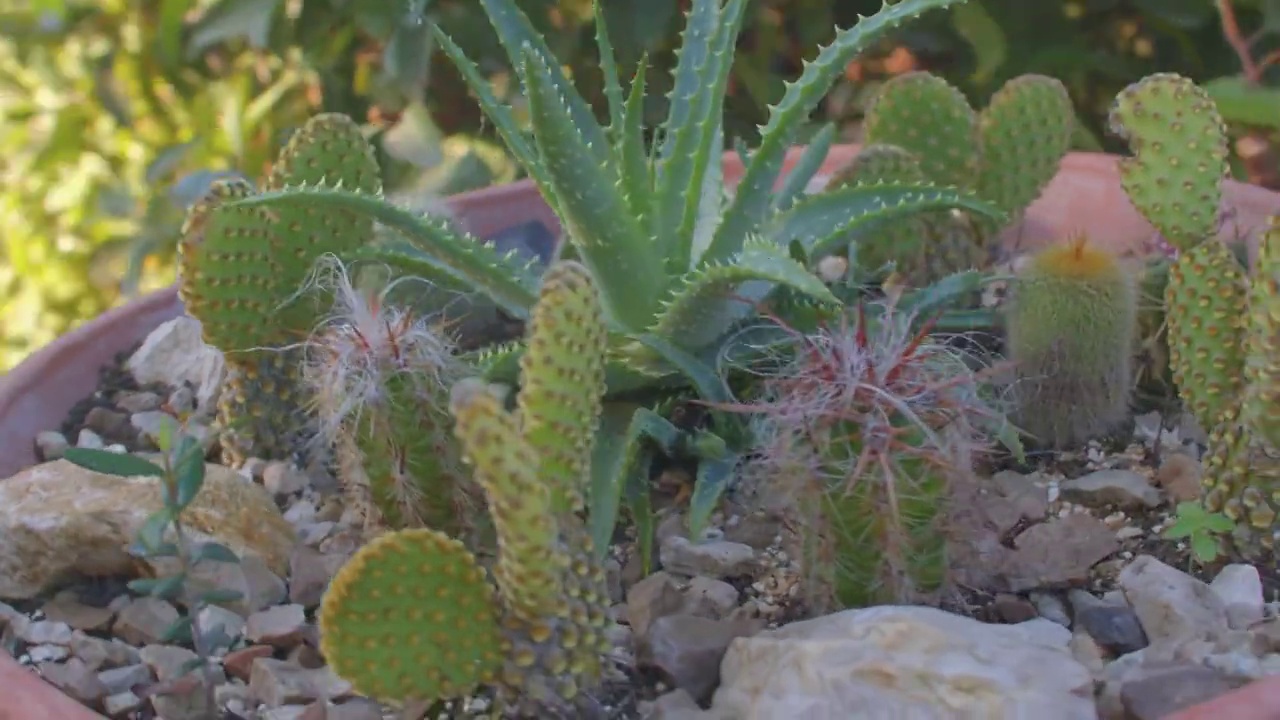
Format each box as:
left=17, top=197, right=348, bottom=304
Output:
left=0, top=459, right=298, bottom=599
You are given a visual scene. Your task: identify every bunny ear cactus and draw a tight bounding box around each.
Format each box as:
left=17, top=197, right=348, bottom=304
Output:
left=178, top=113, right=382, bottom=467
left=318, top=260, right=613, bottom=714
left=1108, top=72, right=1280, bottom=558
left=831, top=71, right=1072, bottom=288
left=218, top=0, right=1004, bottom=401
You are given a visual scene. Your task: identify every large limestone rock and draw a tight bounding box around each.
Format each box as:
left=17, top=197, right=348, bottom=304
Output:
left=707, top=605, right=1097, bottom=718
left=0, top=459, right=297, bottom=599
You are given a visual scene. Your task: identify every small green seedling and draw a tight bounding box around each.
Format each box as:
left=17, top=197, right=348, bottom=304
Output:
left=63, top=421, right=243, bottom=718
left=1162, top=501, right=1235, bottom=564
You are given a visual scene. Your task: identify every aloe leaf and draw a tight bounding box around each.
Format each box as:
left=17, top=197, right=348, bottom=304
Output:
left=773, top=123, right=836, bottom=214
left=478, top=0, right=610, bottom=166
left=655, top=0, right=749, bottom=271
left=688, top=451, right=736, bottom=539
left=768, top=182, right=1004, bottom=257
left=430, top=26, right=545, bottom=190
left=619, top=56, right=652, bottom=220
left=589, top=405, right=682, bottom=562
left=522, top=45, right=664, bottom=332
left=593, top=1, right=626, bottom=134
left=689, top=119, right=725, bottom=264
left=228, top=189, right=540, bottom=318
left=705, top=0, right=970, bottom=263
left=648, top=241, right=837, bottom=357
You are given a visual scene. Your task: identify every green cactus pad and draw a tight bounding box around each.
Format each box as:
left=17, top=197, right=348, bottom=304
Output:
left=317, top=527, right=504, bottom=703
left=827, top=144, right=930, bottom=279
left=450, top=379, right=563, bottom=622
left=863, top=71, right=979, bottom=188
left=262, top=113, right=384, bottom=335
left=1244, top=219, right=1280, bottom=447
left=1005, top=234, right=1138, bottom=448
left=974, top=74, right=1073, bottom=220
left=1107, top=73, right=1229, bottom=252
left=178, top=179, right=289, bottom=350
left=1164, top=240, right=1248, bottom=432
left=1201, top=408, right=1280, bottom=560
left=516, top=261, right=607, bottom=515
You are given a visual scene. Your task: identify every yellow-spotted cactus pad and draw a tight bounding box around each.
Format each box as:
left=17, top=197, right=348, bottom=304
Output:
left=317, top=528, right=504, bottom=703
left=1201, top=407, right=1280, bottom=560
left=216, top=351, right=313, bottom=468
left=493, top=530, right=614, bottom=714
left=1244, top=219, right=1280, bottom=448
left=863, top=71, right=979, bottom=188
left=975, top=74, right=1074, bottom=220
left=515, top=261, right=608, bottom=515
left=1107, top=73, right=1229, bottom=252
left=450, top=379, right=563, bottom=623
left=1163, top=241, right=1248, bottom=432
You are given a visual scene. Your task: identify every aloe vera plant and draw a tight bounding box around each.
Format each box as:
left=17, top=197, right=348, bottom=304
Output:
left=220, top=0, right=1002, bottom=401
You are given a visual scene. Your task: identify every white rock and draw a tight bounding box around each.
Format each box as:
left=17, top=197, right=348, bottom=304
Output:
left=708, top=605, right=1096, bottom=719
left=1118, top=555, right=1230, bottom=650
left=1210, top=564, right=1265, bottom=630
left=126, top=316, right=226, bottom=415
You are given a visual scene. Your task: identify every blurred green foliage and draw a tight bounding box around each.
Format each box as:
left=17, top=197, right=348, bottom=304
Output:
left=0, top=0, right=1275, bottom=372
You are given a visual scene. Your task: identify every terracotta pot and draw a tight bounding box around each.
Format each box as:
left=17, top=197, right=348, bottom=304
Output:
left=0, top=146, right=1278, bottom=717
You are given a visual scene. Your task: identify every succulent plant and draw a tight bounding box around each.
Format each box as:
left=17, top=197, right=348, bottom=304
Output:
left=219, top=0, right=1003, bottom=403
left=1107, top=72, right=1280, bottom=558
left=739, top=302, right=1008, bottom=611
left=177, top=113, right=382, bottom=467
left=318, top=260, right=614, bottom=714
left=827, top=71, right=1073, bottom=287
left=1004, top=234, right=1139, bottom=449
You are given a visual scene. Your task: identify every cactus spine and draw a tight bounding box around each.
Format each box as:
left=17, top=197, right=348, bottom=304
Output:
left=178, top=113, right=382, bottom=467
left=830, top=71, right=1073, bottom=286
left=1108, top=73, right=1280, bottom=557
left=318, top=260, right=613, bottom=714
left=1004, top=234, right=1139, bottom=449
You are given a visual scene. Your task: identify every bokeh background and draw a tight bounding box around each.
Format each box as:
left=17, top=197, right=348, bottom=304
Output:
left=2, top=0, right=1278, bottom=372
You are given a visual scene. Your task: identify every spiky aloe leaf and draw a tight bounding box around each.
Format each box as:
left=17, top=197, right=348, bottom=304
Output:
left=522, top=45, right=664, bottom=332
left=226, top=189, right=540, bottom=319
left=517, top=261, right=608, bottom=515
left=705, top=0, right=971, bottom=264
left=449, top=378, right=561, bottom=622
left=429, top=27, right=549, bottom=198
left=654, top=0, right=749, bottom=270
left=772, top=123, right=837, bottom=215
left=618, top=56, right=652, bottom=219
left=767, top=181, right=1005, bottom=257
left=645, top=240, right=838, bottom=357
left=588, top=405, right=682, bottom=563
left=476, top=0, right=611, bottom=167
left=592, top=1, right=626, bottom=134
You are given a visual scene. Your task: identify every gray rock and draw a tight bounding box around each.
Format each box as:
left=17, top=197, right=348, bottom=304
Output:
left=103, top=690, right=144, bottom=718
left=70, top=631, right=140, bottom=670
left=35, top=431, right=69, bottom=460
left=1119, top=663, right=1239, bottom=720
left=39, top=657, right=110, bottom=706
left=246, top=604, right=308, bottom=648
left=626, top=572, right=686, bottom=640
left=263, top=462, right=310, bottom=497
left=1211, top=564, right=1265, bottom=630
left=636, top=614, right=765, bottom=705
left=288, top=546, right=349, bottom=608
left=660, top=536, right=756, bottom=579
left=1118, top=555, right=1230, bottom=650
left=248, top=658, right=353, bottom=707
left=98, top=663, right=153, bottom=695
left=114, top=597, right=180, bottom=646
left=1059, top=469, right=1161, bottom=510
